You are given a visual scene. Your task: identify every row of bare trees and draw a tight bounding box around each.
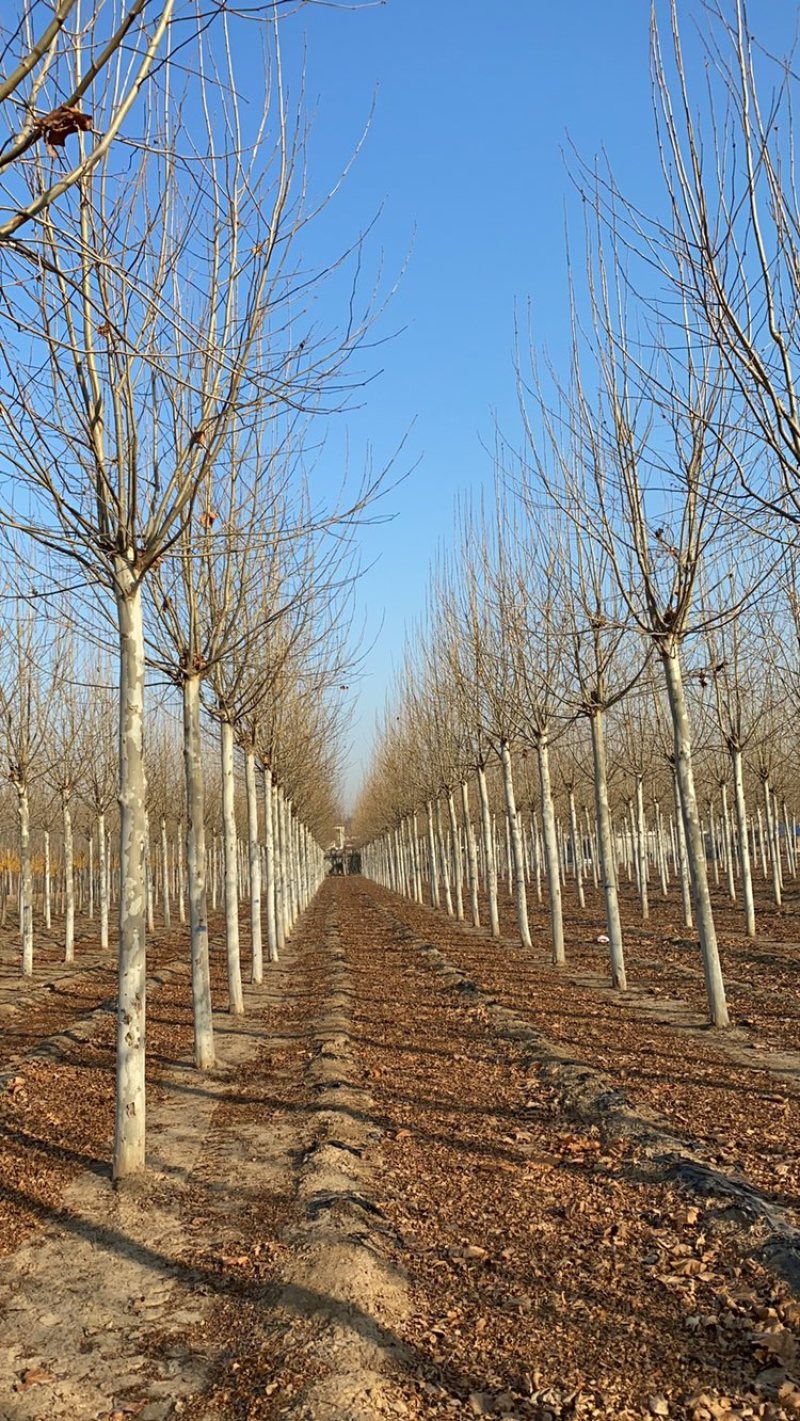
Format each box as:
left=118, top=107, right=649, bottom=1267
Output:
left=0, top=3, right=380, bottom=1176
left=355, top=0, right=800, bottom=1031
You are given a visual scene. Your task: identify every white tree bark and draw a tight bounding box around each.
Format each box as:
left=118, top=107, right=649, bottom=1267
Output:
left=721, top=782, right=736, bottom=903
left=183, top=674, right=215, bottom=1070
left=568, top=789, right=586, bottom=910
left=447, top=788, right=464, bottom=921
left=160, top=814, right=171, bottom=931
left=500, top=740, right=531, bottom=948
left=589, top=710, right=626, bottom=990
left=635, top=775, right=649, bottom=922
left=98, top=811, right=109, bottom=951
left=662, top=645, right=728, bottom=1027
left=436, top=799, right=454, bottom=916
left=461, top=779, right=480, bottom=927
left=537, top=736, right=564, bottom=966
left=43, top=827, right=52, bottom=932
left=477, top=764, right=500, bottom=936
left=245, top=749, right=263, bottom=984
left=220, top=718, right=244, bottom=1015
left=113, top=572, right=148, bottom=1179
left=262, top=766, right=278, bottom=962
left=17, top=784, right=33, bottom=976
left=63, top=791, right=75, bottom=963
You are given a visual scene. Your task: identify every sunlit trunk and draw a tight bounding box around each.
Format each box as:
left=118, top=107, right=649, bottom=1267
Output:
left=446, top=789, right=463, bottom=919
left=477, top=763, right=500, bottom=936
left=568, top=788, right=585, bottom=910
left=63, top=791, right=75, bottom=962
left=17, top=784, right=33, bottom=976
left=436, top=799, right=454, bottom=916
left=98, top=811, right=109, bottom=951
left=537, top=735, right=564, bottom=966
left=589, top=710, right=626, bottom=990
left=183, top=673, right=215, bottom=1069
left=262, top=766, right=278, bottom=961
left=113, top=569, right=148, bottom=1179
left=160, top=814, right=171, bottom=931
left=461, top=779, right=480, bottom=927
left=246, top=748, right=263, bottom=983
left=721, top=782, right=736, bottom=903
left=220, top=718, right=244, bottom=1015
left=662, top=643, right=728, bottom=1027
left=500, top=740, right=531, bottom=948
left=43, top=827, right=52, bottom=931
left=635, top=775, right=649, bottom=922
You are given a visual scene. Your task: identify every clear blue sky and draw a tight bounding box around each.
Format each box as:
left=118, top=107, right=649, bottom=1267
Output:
left=270, top=0, right=796, bottom=805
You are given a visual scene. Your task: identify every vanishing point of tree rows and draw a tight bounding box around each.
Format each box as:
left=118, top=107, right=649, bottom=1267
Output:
left=354, top=2, right=800, bottom=1036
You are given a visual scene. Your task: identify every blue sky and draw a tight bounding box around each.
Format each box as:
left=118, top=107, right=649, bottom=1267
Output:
left=269, top=0, right=796, bottom=805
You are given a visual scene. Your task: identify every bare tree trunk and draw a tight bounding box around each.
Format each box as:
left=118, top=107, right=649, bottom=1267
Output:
left=721, top=782, right=736, bottom=903
left=477, top=764, right=500, bottom=936
left=763, top=778, right=782, bottom=907
left=43, top=828, right=52, bottom=932
left=98, top=811, right=109, bottom=951
left=537, top=736, right=564, bottom=966
left=160, top=815, right=171, bottom=931
left=183, top=674, right=215, bottom=1070
left=113, top=573, right=148, bottom=1179
left=446, top=788, right=464, bottom=920
left=662, top=645, right=728, bottom=1027
left=500, top=740, right=531, bottom=948
left=220, top=718, right=244, bottom=1015
left=88, top=835, right=94, bottom=920
left=177, top=822, right=187, bottom=925
left=17, top=784, right=33, bottom=976
left=436, top=799, right=454, bottom=916
left=245, top=749, right=263, bottom=984
left=727, top=750, right=755, bottom=937
left=635, top=776, right=649, bottom=922
left=263, top=766, right=278, bottom=962
left=568, top=789, right=586, bottom=910
left=63, top=792, right=75, bottom=962
left=461, top=779, right=480, bottom=927
left=589, top=710, right=626, bottom=990
left=654, top=799, right=669, bottom=897
left=426, top=800, right=440, bottom=908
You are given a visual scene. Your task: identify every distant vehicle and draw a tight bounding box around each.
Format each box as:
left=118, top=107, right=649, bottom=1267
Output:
left=325, top=845, right=361, bottom=876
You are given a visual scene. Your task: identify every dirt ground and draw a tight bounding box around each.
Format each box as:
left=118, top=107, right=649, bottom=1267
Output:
left=1, top=878, right=800, bottom=1420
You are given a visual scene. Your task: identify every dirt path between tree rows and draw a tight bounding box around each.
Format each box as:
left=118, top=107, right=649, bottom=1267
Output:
left=2, top=879, right=800, bottom=1420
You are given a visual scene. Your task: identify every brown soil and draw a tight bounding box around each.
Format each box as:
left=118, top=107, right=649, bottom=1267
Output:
left=0, top=881, right=800, bottom=1420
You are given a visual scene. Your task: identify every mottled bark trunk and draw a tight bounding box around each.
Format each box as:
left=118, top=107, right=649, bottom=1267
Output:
left=589, top=710, right=626, bottom=990
left=245, top=749, right=263, bottom=984
left=43, top=827, right=52, bottom=931
left=220, top=718, right=244, bottom=1015
left=63, top=793, right=75, bottom=962
left=113, top=572, right=148, bottom=1179
left=477, top=764, right=500, bottom=937
left=662, top=644, right=728, bottom=1027
left=461, top=779, right=480, bottom=927
left=721, top=783, right=736, bottom=903
left=568, top=789, right=585, bottom=910
left=17, top=784, right=33, bottom=976
left=635, top=776, right=649, bottom=922
left=500, top=740, right=531, bottom=949
left=160, top=815, right=171, bottom=931
left=262, top=766, right=278, bottom=961
left=537, top=736, right=564, bottom=966
left=447, top=788, right=464, bottom=921
left=426, top=800, right=440, bottom=908
left=436, top=799, right=454, bottom=916
left=183, top=674, right=215, bottom=1069
left=98, top=811, right=109, bottom=951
